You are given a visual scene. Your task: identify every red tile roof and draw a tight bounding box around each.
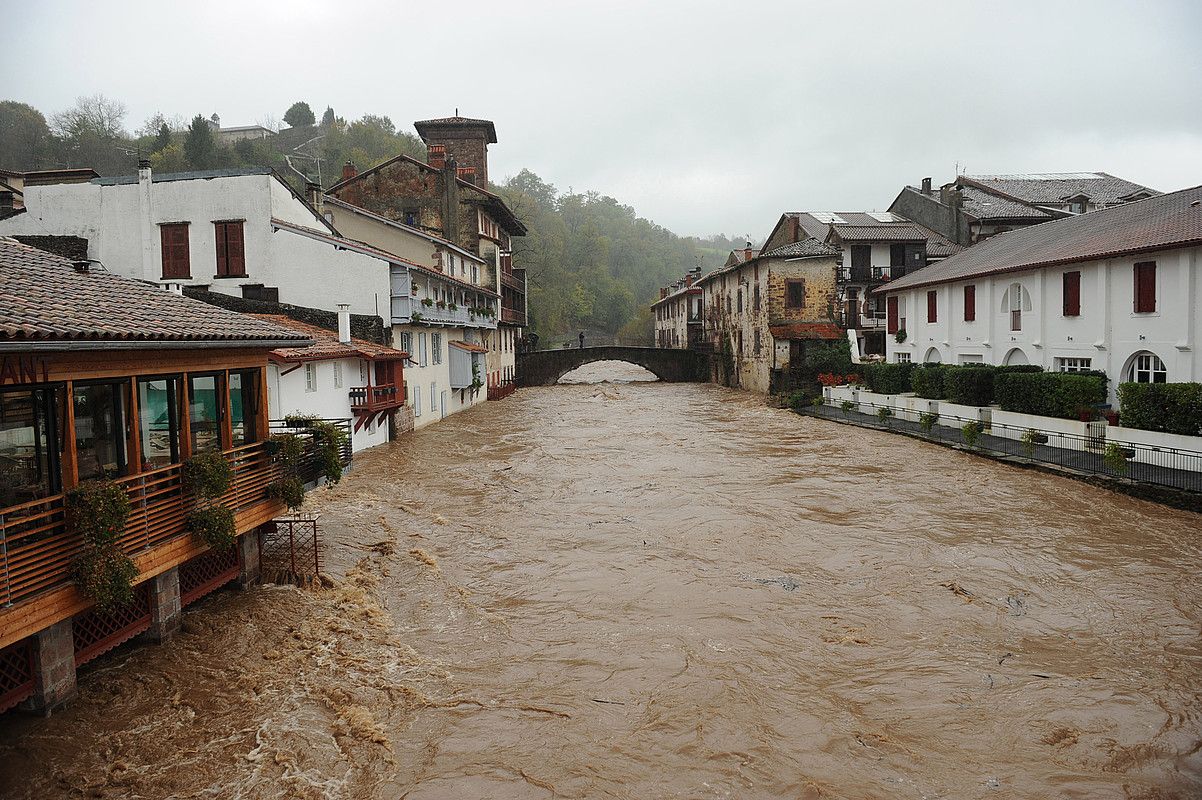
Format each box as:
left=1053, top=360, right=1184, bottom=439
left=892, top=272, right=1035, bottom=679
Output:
left=0, top=237, right=310, bottom=348
left=878, top=185, right=1202, bottom=294
left=252, top=315, right=408, bottom=362
left=449, top=340, right=488, bottom=353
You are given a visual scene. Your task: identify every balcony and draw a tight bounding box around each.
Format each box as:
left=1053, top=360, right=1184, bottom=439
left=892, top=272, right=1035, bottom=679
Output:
left=349, top=383, right=405, bottom=413
left=391, top=296, right=498, bottom=329
left=501, top=271, right=525, bottom=292
left=500, top=307, right=527, bottom=326
left=839, top=265, right=907, bottom=284
left=0, top=422, right=349, bottom=615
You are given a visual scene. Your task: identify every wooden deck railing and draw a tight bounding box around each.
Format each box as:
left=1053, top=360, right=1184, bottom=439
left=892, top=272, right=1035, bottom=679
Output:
left=0, top=437, right=302, bottom=611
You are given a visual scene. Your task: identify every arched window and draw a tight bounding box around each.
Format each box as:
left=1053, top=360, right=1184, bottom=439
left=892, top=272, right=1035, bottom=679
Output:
left=923, top=347, right=942, bottom=364
left=1128, top=351, right=1167, bottom=384
left=1003, top=347, right=1028, bottom=366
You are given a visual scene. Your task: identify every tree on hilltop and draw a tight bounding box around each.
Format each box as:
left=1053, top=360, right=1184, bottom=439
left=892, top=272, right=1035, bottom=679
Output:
left=183, top=114, right=215, bottom=169
left=321, top=106, right=335, bottom=127
left=284, top=101, right=315, bottom=128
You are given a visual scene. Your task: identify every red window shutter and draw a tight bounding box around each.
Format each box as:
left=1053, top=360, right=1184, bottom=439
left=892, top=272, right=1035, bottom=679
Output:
left=927, top=290, right=937, bottom=323
left=1063, top=271, right=1081, bottom=316
left=886, top=295, right=899, bottom=334
left=215, top=223, right=228, bottom=276
left=1134, top=262, right=1156, bottom=313
left=963, top=285, right=976, bottom=321
left=161, top=224, right=190, bottom=279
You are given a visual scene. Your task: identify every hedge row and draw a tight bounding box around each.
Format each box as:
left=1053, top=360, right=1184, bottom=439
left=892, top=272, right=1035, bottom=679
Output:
left=862, top=362, right=914, bottom=394
left=911, top=365, right=945, bottom=399
left=1117, top=382, right=1202, bottom=436
left=993, top=372, right=1108, bottom=419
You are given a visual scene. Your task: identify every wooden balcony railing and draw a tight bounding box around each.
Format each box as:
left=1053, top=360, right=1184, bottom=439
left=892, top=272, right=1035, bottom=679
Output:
left=348, top=384, right=404, bottom=413
left=0, top=422, right=350, bottom=612
left=500, top=307, right=527, bottom=326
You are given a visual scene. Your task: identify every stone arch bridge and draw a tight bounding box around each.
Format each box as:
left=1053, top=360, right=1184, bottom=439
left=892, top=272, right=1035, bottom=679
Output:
left=516, top=346, right=712, bottom=386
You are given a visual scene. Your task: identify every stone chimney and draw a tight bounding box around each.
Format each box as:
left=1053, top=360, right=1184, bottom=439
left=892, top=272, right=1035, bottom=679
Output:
left=337, top=304, right=351, bottom=344
left=441, top=156, right=461, bottom=246
left=939, top=185, right=951, bottom=205
left=137, top=158, right=156, bottom=281
left=414, top=116, right=497, bottom=188
left=341, top=161, right=357, bottom=182
left=921, top=177, right=932, bottom=193
left=428, top=144, right=446, bottom=170
left=660, top=287, right=668, bottom=299
left=788, top=216, right=800, bottom=242
left=306, top=181, right=323, bottom=215
left=456, top=166, right=477, bottom=185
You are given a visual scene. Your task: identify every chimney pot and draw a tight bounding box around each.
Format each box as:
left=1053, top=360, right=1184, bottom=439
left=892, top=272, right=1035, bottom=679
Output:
left=428, top=144, right=446, bottom=170
left=72, top=260, right=90, bottom=273
left=337, top=304, right=352, bottom=344
left=138, top=158, right=151, bottom=170
left=660, top=288, right=667, bottom=299
left=341, top=161, right=357, bottom=182
left=921, top=177, right=932, bottom=193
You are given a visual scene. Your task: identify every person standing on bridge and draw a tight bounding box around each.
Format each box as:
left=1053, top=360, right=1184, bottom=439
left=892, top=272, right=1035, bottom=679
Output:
left=579, top=331, right=585, bottom=349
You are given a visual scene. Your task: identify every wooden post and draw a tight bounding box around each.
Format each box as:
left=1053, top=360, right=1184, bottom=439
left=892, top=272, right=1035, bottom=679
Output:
left=126, top=377, right=142, bottom=475
left=256, top=367, right=270, bottom=443
left=178, top=373, right=192, bottom=460
left=219, top=369, right=233, bottom=452
left=61, top=381, right=78, bottom=490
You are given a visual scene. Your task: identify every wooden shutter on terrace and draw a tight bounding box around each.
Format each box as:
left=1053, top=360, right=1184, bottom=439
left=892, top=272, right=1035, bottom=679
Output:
left=160, top=224, right=190, bottom=279
left=1134, top=262, right=1156, bottom=313
left=886, top=295, right=899, bottom=334
left=1063, top=271, right=1081, bottom=316
left=963, top=285, right=976, bottom=321
left=215, top=222, right=246, bottom=277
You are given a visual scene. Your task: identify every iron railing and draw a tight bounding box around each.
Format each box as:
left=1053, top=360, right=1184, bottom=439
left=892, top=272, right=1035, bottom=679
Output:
left=807, top=398, right=1202, bottom=492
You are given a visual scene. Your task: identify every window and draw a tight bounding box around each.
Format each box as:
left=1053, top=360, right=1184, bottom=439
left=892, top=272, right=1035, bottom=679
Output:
left=926, top=290, right=937, bottom=323
left=305, top=363, right=317, bottom=392
left=0, top=387, right=60, bottom=506
left=419, top=333, right=428, bottom=367
left=214, top=221, right=246, bottom=277
left=890, top=243, right=907, bottom=267
left=851, top=245, right=870, bottom=275
left=726, top=294, right=731, bottom=314
left=414, top=385, right=422, bottom=417
left=399, top=331, right=412, bottom=355
left=228, top=369, right=260, bottom=447
left=786, top=279, right=805, bottom=310
left=471, top=265, right=479, bottom=284
left=737, top=329, right=744, bottom=356
left=886, top=295, right=899, bottom=334
left=963, top=285, right=976, bottom=321
left=160, top=223, right=190, bottom=279
left=1068, top=198, right=1088, bottom=214
left=1063, top=271, right=1081, bottom=317
left=359, top=360, right=367, bottom=384
left=737, top=288, right=743, bottom=313
left=403, top=208, right=419, bottom=226
left=1134, top=262, right=1156, bottom=313
left=333, top=362, right=343, bottom=389
left=895, top=352, right=911, bottom=363
left=1130, top=352, right=1167, bottom=383
left=1008, top=282, right=1022, bottom=331
left=137, top=376, right=179, bottom=470
left=1054, top=357, right=1092, bottom=373
left=430, top=383, right=436, bottom=415
left=432, top=333, right=443, bottom=365
left=73, top=381, right=129, bottom=481
left=753, top=329, right=761, bottom=355
left=187, top=373, right=224, bottom=454
left=752, top=285, right=761, bottom=312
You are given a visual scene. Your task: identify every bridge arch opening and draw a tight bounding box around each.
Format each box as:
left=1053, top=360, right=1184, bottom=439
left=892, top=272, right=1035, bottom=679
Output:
left=557, top=360, right=660, bottom=385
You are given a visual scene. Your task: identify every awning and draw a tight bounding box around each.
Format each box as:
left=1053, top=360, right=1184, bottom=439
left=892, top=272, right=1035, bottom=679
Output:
left=449, top=340, right=488, bottom=353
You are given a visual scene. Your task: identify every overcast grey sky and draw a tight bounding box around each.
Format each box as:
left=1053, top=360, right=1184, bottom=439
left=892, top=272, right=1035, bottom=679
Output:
left=7, top=0, right=1202, bottom=237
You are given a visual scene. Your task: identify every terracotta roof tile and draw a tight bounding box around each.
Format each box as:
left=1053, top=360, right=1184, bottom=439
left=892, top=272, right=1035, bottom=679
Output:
left=252, top=315, right=408, bottom=362
left=448, top=340, right=488, bottom=353
left=0, top=237, right=309, bottom=347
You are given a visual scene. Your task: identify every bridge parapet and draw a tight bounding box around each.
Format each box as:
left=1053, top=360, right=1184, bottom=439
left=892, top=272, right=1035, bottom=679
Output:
left=515, top=346, right=711, bottom=387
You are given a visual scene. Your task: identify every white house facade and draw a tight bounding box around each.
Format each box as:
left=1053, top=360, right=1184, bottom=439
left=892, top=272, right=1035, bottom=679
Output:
left=879, top=186, right=1202, bottom=405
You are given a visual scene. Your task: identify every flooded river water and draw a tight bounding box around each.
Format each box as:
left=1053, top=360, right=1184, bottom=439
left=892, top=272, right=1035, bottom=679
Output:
left=1, top=362, right=1200, bottom=799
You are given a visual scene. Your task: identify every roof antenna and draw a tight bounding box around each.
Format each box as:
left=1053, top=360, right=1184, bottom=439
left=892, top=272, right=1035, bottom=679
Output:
left=455, top=107, right=459, bottom=116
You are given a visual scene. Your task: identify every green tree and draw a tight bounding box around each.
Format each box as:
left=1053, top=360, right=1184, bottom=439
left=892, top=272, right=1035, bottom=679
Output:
left=321, top=106, right=335, bottom=127
left=183, top=114, right=215, bottom=169
left=151, top=123, right=171, bottom=154
left=283, top=101, right=315, bottom=128
left=151, top=142, right=188, bottom=173
left=48, top=94, right=131, bottom=174
left=0, top=101, right=51, bottom=169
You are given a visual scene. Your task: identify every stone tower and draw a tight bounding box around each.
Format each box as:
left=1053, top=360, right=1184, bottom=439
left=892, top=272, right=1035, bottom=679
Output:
left=413, top=115, right=498, bottom=188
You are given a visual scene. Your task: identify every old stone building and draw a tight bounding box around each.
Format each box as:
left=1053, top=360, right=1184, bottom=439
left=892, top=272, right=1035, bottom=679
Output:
left=325, top=116, right=528, bottom=395
left=698, top=238, right=842, bottom=394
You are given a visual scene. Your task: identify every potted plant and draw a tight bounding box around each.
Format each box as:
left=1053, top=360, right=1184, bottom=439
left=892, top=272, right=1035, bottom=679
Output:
left=411, top=312, right=423, bottom=324
left=422, top=298, right=434, bottom=307
left=448, top=302, right=458, bottom=311
left=437, top=300, right=447, bottom=310
left=411, top=282, right=419, bottom=296
left=895, top=328, right=908, bottom=344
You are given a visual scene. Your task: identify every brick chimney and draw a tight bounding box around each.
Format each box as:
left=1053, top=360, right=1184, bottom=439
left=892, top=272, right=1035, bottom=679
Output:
left=788, top=216, right=800, bottom=242
left=456, top=166, right=477, bottom=185
left=414, top=115, right=497, bottom=187
left=341, top=161, right=357, bottom=182
left=660, top=288, right=668, bottom=299
left=428, top=144, right=446, bottom=170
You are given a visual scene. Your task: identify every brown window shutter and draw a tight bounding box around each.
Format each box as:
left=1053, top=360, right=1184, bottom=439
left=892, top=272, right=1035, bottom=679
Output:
left=1063, top=271, right=1081, bottom=316
left=1134, top=262, right=1155, bottom=313
left=227, top=222, right=245, bottom=276
left=215, top=223, right=228, bottom=276
left=963, top=285, right=976, bottom=321
left=161, top=224, right=190, bottom=279
left=927, top=290, right=937, bottom=323
left=886, top=295, right=898, bottom=333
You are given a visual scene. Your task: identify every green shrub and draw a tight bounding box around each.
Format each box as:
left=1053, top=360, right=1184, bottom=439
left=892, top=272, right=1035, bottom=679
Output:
left=840, top=400, right=855, bottom=415
left=270, top=432, right=305, bottom=470
left=944, top=365, right=995, bottom=406
left=1103, top=442, right=1134, bottom=474
left=876, top=407, right=894, bottom=424
left=308, top=420, right=349, bottom=485
left=911, top=365, right=947, bottom=399
left=961, top=421, right=984, bottom=448
left=787, top=390, right=808, bottom=411
left=863, top=363, right=914, bottom=395
left=188, top=506, right=236, bottom=551
left=918, top=412, right=939, bottom=432
left=67, top=480, right=137, bottom=612
left=183, top=451, right=231, bottom=499
left=1117, top=382, right=1202, bottom=436
left=1020, top=428, right=1047, bottom=457
left=994, top=372, right=1107, bottom=419
left=268, top=477, right=306, bottom=510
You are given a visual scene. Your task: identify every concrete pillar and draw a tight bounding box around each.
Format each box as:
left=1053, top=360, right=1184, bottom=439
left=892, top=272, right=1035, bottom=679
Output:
left=237, top=529, right=262, bottom=588
left=23, top=619, right=77, bottom=714
left=143, top=567, right=181, bottom=643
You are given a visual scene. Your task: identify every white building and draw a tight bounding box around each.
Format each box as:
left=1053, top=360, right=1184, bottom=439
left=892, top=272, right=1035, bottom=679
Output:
left=255, top=310, right=407, bottom=453
left=652, top=266, right=704, bottom=348
left=0, top=162, right=499, bottom=433
left=878, top=185, right=1202, bottom=404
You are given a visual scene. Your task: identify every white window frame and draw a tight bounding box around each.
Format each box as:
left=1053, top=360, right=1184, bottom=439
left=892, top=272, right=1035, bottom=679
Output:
left=414, top=385, right=422, bottom=416
left=1054, top=357, right=1092, bottom=373
left=419, top=333, right=428, bottom=367
left=333, top=361, right=344, bottom=388
left=895, top=352, right=911, bottom=363
left=305, top=363, right=317, bottom=392
left=399, top=331, right=412, bottom=355
left=432, top=332, right=443, bottom=365
left=1130, top=352, right=1167, bottom=384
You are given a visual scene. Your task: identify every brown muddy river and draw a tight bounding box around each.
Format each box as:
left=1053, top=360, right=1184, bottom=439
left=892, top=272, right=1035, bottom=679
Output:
left=2, top=361, right=1200, bottom=799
